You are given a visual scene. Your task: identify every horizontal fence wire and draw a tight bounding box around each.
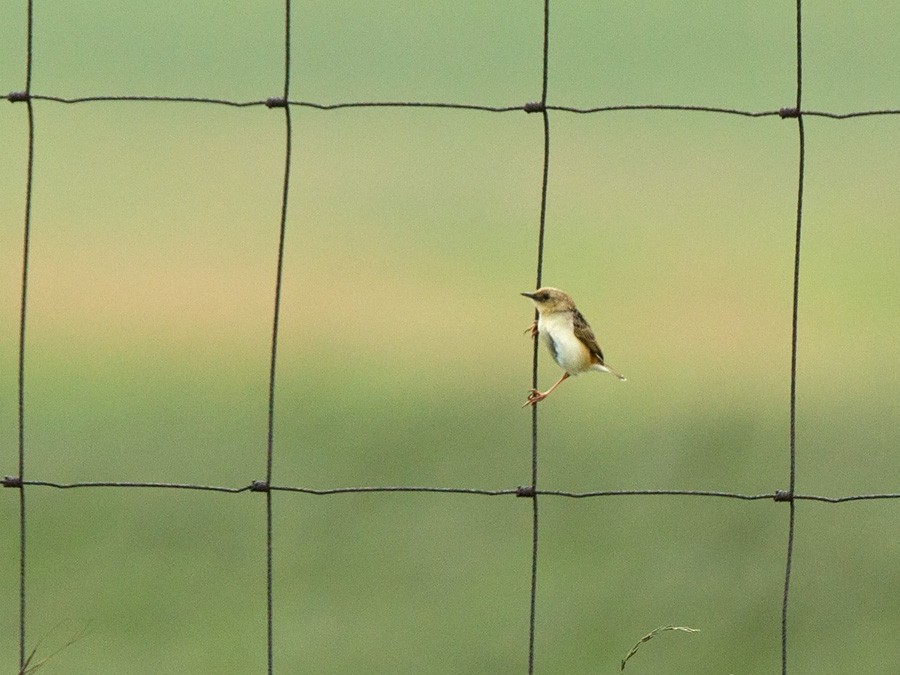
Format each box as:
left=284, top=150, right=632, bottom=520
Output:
left=6, top=0, right=900, bottom=673
left=5, top=478, right=900, bottom=503
left=8, top=92, right=900, bottom=119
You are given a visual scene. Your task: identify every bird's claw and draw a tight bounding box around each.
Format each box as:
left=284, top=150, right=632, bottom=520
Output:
left=523, top=321, right=538, bottom=339
left=522, top=389, right=547, bottom=407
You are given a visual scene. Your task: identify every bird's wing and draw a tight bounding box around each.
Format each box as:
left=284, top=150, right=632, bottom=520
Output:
left=572, top=309, right=605, bottom=363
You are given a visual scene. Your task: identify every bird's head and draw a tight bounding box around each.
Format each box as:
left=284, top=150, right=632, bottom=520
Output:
left=521, top=287, right=576, bottom=314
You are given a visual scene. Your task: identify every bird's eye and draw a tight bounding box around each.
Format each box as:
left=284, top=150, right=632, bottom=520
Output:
left=536, top=292, right=548, bottom=301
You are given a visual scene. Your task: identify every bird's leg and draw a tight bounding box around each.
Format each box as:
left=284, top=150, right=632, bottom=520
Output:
left=523, top=372, right=570, bottom=407
left=523, top=320, right=538, bottom=338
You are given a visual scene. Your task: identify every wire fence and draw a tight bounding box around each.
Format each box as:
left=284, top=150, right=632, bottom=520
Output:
left=4, top=1, right=899, bottom=673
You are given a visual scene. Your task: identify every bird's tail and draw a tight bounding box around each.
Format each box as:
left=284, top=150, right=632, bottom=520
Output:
left=594, top=363, right=627, bottom=381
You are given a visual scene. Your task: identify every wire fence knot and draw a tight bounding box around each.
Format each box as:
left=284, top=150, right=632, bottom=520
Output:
left=7, top=91, right=29, bottom=103
left=516, top=485, right=537, bottom=498
left=774, top=489, right=794, bottom=502
left=265, top=97, right=288, bottom=108
left=779, top=107, right=800, bottom=118
left=2, top=476, right=23, bottom=488
left=250, top=480, right=270, bottom=492
left=523, top=101, right=545, bottom=113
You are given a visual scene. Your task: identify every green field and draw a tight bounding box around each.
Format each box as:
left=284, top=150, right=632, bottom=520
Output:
left=2, top=2, right=898, bottom=673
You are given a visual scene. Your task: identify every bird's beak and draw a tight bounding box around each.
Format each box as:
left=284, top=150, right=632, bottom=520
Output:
left=521, top=291, right=537, bottom=299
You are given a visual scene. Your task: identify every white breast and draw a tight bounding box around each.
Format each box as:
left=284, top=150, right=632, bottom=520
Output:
left=538, top=312, right=591, bottom=374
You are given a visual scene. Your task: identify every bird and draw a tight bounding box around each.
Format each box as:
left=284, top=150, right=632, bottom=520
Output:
left=521, top=287, right=625, bottom=406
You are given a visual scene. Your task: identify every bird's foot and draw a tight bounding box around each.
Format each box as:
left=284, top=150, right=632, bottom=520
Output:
left=523, top=321, right=538, bottom=339
left=522, top=389, right=548, bottom=407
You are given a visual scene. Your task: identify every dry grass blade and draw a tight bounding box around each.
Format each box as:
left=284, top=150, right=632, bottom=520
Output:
left=19, top=625, right=87, bottom=675
left=621, top=625, right=700, bottom=671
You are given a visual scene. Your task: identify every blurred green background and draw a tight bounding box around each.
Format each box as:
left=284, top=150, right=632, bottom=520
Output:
left=1, top=1, right=898, bottom=673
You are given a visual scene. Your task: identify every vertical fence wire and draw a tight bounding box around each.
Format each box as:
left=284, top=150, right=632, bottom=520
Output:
left=262, top=1, right=295, bottom=672
left=14, top=0, right=36, bottom=671
left=781, top=1, right=805, bottom=672
left=526, top=1, right=553, bottom=671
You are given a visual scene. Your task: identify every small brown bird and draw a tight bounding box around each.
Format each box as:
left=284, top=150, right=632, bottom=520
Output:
left=522, top=287, right=625, bottom=406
